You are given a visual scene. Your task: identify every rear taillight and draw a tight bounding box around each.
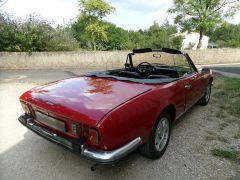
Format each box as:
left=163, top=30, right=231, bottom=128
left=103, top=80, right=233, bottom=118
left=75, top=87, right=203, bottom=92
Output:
left=88, top=128, right=99, bottom=145
left=82, top=126, right=100, bottom=146
left=71, top=123, right=99, bottom=145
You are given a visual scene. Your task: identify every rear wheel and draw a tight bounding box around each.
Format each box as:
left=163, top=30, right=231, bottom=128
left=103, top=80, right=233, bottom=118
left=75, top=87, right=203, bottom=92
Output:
left=198, top=83, right=211, bottom=106
left=139, top=112, right=171, bottom=159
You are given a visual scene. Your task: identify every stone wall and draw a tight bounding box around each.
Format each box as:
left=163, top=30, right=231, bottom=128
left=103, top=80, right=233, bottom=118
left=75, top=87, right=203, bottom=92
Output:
left=0, top=48, right=240, bottom=69
left=186, top=48, right=240, bottom=65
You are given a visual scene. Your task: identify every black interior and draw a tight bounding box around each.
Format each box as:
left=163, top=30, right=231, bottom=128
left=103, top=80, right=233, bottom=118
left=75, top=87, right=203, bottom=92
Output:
left=107, top=64, right=180, bottom=79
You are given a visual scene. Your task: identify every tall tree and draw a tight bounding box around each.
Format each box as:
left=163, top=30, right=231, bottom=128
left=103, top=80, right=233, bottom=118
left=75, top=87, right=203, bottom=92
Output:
left=168, top=0, right=240, bottom=49
left=78, top=0, right=115, bottom=50
left=145, top=22, right=170, bottom=48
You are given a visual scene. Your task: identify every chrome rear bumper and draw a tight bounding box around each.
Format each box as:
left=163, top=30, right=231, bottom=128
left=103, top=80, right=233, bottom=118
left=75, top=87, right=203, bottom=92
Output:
left=19, top=114, right=142, bottom=164
left=81, top=137, right=142, bottom=163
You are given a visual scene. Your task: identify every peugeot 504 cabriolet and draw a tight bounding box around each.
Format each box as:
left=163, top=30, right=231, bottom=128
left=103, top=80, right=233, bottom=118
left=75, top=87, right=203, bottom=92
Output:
left=19, top=48, right=213, bottom=165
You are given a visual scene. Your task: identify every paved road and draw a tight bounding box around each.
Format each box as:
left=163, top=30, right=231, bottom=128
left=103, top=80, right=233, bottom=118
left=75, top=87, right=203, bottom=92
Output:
left=203, top=64, right=240, bottom=78
left=0, top=69, right=239, bottom=180
left=209, top=66, right=240, bottom=74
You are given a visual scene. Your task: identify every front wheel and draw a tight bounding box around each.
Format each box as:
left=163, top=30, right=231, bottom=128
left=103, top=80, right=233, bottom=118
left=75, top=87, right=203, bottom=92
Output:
left=198, top=83, right=212, bottom=106
left=139, top=112, right=171, bottom=159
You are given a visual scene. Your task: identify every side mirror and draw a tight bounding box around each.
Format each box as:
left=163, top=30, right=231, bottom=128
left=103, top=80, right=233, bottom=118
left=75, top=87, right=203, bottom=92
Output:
left=201, top=67, right=210, bottom=74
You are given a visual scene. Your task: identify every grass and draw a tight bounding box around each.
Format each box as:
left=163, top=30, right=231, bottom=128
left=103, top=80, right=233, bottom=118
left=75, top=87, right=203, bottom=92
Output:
left=211, top=149, right=240, bottom=163
left=205, top=130, right=229, bottom=143
left=212, top=76, right=240, bottom=117
left=229, top=100, right=240, bottom=116
left=209, top=76, right=240, bottom=165
left=233, top=131, right=240, bottom=139
left=205, top=135, right=229, bottom=143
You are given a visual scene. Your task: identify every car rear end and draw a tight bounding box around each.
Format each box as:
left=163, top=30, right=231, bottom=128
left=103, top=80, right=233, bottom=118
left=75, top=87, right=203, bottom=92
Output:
left=18, top=77, right=152, bottom=163
left=19, top=100, right=101, bottom=152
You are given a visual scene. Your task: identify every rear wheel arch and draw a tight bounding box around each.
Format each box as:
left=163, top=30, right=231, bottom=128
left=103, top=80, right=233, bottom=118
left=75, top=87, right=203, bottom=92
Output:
left=209, top=77, right=213, bottom=84
left=139, top=106, right=174, bottom=159
left=161, top=104, right=176, bottom=123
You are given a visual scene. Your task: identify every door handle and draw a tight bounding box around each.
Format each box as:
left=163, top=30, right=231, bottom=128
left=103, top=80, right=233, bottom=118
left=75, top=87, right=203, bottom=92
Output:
left=185, top=84, right=192, bottom=89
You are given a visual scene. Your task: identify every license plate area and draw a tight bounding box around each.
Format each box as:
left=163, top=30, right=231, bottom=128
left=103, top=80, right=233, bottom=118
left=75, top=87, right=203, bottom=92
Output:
left=35, top=111, right=66, bottom=132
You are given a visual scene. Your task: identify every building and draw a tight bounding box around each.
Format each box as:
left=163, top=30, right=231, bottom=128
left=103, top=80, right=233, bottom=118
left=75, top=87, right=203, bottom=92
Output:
left=173, top=32, right=209, bottom=50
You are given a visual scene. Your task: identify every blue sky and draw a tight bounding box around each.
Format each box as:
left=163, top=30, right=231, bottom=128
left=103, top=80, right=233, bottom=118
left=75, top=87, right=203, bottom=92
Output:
left=1, top=0, right=240, bottom=30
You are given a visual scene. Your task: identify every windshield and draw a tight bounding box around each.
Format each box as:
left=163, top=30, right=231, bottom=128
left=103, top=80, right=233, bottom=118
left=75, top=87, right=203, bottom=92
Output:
left=86, top=48, right=197, bottom=84
left=130, top=52, right=188, bottom=68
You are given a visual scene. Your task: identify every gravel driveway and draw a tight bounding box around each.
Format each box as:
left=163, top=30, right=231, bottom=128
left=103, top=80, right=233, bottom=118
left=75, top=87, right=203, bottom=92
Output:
left=0, top=70, right=239, bottom=180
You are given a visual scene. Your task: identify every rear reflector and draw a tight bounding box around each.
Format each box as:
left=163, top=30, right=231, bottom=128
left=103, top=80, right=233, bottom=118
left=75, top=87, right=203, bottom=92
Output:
left=35, top=111, right=66, bottom=132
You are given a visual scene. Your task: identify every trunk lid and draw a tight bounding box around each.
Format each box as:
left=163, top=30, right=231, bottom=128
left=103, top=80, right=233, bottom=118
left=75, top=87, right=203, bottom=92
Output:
left=20, top=76, right=152, bottom=126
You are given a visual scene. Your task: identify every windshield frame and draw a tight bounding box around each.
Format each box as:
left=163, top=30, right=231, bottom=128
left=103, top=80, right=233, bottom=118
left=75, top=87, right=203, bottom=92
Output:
left=125, top=48, right=198, bottom=72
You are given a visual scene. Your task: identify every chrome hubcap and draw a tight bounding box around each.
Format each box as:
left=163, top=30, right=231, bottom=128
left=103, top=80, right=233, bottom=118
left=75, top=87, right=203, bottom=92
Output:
left=205, top=85, right=211, bottom=102
left=154, top=117, right=169, bottom=152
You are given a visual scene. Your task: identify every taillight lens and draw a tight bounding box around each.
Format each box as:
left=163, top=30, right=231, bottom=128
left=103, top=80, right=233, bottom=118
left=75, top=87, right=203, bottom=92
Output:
left=82, top=126, right=100, bottom=145
left=88, top=128, right=99, bottom=145
left=71, top=123, right=99, bottom=145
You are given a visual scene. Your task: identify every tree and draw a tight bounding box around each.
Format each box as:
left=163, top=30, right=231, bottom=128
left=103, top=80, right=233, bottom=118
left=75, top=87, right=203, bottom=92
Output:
left=126, top=30, right=146, bottom=49
left=78, top=0, right=115, bottom=50
left=71, top=19, right=90, bottom=49
left=162, top=19, right=178, bottom=35
left=145, top=22, right=170, bottom=48
left=210, top=22, right=240, bottom=47
left=169, top=0, right=240, bottom=49
left=102, top=22, right=129, bottom=50
left=0, top=14, right=78, bottom=52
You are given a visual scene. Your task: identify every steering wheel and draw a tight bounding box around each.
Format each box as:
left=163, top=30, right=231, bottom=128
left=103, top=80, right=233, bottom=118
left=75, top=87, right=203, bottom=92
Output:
left=136, top=62, right=154, bottom=76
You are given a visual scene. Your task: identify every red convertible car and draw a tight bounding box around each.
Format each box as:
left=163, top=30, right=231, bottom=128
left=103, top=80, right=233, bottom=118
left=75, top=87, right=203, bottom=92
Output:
left=19, top=48, right=213, bottom=165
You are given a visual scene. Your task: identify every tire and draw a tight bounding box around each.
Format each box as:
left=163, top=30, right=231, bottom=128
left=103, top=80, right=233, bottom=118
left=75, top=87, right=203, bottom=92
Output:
left=139, top=112, right=171, bottom=159
left=198, top=83, right=212, bottom=106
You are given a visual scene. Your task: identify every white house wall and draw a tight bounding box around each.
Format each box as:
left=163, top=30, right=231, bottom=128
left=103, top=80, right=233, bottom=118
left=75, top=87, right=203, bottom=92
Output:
left=182, top=33, right=209, bottom=50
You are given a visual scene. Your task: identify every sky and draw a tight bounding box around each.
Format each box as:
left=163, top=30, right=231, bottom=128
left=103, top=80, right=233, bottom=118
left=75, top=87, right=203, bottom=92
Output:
left=1, top=0, right=240, bottom=30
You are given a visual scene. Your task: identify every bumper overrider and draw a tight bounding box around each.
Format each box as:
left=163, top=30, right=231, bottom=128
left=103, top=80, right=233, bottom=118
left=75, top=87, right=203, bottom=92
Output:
left=18, top=114, right=142, bottom=164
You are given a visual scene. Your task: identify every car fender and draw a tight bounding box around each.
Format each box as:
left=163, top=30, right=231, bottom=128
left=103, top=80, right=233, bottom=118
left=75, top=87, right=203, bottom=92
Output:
left=97, top=86, right=176, bottom=151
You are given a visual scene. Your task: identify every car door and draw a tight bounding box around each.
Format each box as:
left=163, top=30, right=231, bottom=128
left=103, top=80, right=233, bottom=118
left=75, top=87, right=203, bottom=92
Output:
left=184, top=72, right=203, bottom=110
left=174, top=54, right=203, bottom=111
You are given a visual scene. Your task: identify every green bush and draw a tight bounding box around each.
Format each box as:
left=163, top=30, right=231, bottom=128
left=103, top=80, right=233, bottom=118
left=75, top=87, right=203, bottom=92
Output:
left=0, top=13, right=78, bottom=52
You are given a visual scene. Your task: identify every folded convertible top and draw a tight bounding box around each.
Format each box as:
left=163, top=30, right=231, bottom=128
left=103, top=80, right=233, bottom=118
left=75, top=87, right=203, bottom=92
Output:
left=85, top=71, right=180, bottom=84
